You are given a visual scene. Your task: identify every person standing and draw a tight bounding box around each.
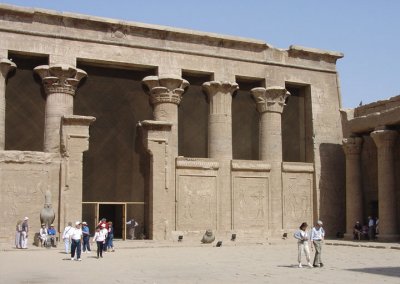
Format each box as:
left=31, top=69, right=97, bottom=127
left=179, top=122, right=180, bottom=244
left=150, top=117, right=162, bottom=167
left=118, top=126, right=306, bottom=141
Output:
left=126, top=218, right=138, bottom=240
left=70, top=221, right=83, bottom=261
left=62, top=222, right=73, bottom=254
left=81, top=222, right=91, bottom=253
left=15, top=220, right=22, bottom=249
left=294, top=222, right=313, bottom=268
left=368, top=216, right=375, bottom=240
left=310, top=220, right=325, bottom=268
left=21, top=217, right=29, bottom=249
left=106, top=221, right=115, bottom=252
left=93, top=224, right=107, bottom=259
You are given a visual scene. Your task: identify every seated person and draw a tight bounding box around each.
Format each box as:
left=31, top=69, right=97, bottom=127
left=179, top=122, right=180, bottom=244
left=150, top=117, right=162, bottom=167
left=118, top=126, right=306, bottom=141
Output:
left=47, top=224, right=57, bottom=246
left=39, top=224, right=48, bottom=247
left=353, top=221, right=362, bottom=240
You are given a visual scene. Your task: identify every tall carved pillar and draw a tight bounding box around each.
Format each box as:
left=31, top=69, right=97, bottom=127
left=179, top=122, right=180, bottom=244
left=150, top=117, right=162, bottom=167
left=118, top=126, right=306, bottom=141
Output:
left=34, top=64, right=87, bottom=152
left=142, top=75, right=189, bottom=159
left=251, top=86, right=290, bottom=233
left=142, top=75, right=189, bottom=238
left=371, top=128, right=399, bottom=241
left=0, top=59, right=16, bottom=150
left=202, top=81, right=238, bottom=159
left=342, top=136, right=363, bottom=239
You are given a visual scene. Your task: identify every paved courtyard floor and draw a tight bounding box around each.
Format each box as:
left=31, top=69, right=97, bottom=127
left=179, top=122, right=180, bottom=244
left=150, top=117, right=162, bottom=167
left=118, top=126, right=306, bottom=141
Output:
left=1, top=240, right=399, bottom=283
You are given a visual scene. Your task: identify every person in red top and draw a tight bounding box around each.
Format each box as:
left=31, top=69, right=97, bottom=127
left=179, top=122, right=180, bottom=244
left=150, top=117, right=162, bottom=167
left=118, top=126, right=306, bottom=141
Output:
left=97, top=218, right=108, bottom=229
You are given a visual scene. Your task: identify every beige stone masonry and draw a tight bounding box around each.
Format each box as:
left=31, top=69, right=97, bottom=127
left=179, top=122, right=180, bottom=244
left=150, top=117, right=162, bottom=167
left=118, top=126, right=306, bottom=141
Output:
left=0, top=58, right=16, bottom=150
left=59, top=115, right=95, bottom=228
left=34, top=64, right=87, bottom=153
left=140, top=120, right=173, bottom=240
left=202, top=81, right=238, bottom=160
left=342, top=136, right=363, bottom=239
left=371, top=128, right=399, bottom=241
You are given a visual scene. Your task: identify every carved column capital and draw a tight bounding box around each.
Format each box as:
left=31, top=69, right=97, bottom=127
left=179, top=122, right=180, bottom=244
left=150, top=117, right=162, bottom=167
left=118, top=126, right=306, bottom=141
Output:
left=202, top=81, right=239, bottom=98
left=0, top=58, right=16, bottom=78
left=34, top=64, right=87, bottom=96
left=251, top=86, right=290, bottom=114
left=142, top=75, right=189, bottom=105
left=371, top=128, right=398, bottom=150
left=342, top=136, right=363, bottom=157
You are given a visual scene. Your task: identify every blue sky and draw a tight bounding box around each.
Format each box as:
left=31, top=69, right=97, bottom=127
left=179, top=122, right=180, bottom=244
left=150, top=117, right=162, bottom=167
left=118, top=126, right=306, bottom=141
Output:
left=2, top=0, right=399, bottom=108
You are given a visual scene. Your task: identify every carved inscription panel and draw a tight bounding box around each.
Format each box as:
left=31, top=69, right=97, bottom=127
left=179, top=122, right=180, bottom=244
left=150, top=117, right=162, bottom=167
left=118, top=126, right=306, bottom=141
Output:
left=177, top=175, right=217, bottom=231
left=283, top=173, right=313, bottom=229
left=233, top=177, right=269, bottom=229
left=0, top=169, right=49, bottom=243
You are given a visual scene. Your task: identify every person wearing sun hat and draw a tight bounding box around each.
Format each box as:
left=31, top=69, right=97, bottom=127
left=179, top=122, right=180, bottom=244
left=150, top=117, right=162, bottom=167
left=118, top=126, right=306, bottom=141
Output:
left=70, top=221, right=83, bottom=261
left=310, top=220, right=325, bottom=268
left=82, top=221, right=91, bottom=253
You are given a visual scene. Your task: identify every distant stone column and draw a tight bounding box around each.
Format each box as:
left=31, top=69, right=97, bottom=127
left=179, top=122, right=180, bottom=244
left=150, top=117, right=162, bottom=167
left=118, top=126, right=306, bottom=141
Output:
left=0, top=59, right=16, bottom=150
left=371, top=128, right=399, bottom=241
left=251, top=86, right=290, bottom=233
left=34, top=64, right=87, bottom=152
left=202, top=81, right=238, bottom=159
left=342, top=136, right=363, bottom=239
left=142, top=75, right=189, bottom=158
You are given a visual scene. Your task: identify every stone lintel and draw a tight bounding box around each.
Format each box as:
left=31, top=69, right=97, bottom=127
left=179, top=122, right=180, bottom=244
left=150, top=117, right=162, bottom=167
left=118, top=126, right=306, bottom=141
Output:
left=231, top=160, right=271, bottom=172
left=176, top=157, right=219, bottom=170
left=288, top=45, right=344, bottom=63
left=140, top=120, right=173, bottom=131
left=0, top=150, right=59, bottom=164
left=346, top=106, right=400, bottom=134
left=62, top=115, right=96, bottom=127
left=282, top=162, right=314, bottom=173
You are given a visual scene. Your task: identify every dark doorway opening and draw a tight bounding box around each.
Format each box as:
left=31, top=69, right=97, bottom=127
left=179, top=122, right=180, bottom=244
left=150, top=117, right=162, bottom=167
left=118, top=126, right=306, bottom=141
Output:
left=99, top=204, right=124, bottom=239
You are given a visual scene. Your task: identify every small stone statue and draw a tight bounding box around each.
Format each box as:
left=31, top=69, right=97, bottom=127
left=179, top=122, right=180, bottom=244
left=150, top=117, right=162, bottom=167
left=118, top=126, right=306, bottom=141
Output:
left=201, top=229, right=215, bottom=244
left=40, top=190, right=55, bottom=228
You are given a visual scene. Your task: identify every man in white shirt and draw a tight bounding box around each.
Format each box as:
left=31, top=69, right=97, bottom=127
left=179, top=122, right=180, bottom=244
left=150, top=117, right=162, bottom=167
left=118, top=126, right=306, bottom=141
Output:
left=70, top=221, right=83, bottom=261
left=62, top=222, right=73, bottom=254
left=310, top=220, right=325, bottom=267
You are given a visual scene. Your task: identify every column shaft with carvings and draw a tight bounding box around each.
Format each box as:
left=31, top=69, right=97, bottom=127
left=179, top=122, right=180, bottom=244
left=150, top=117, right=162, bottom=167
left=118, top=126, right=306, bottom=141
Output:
left=371, top=128, right=399, bottom=241
left=202, top=81, right=238, bottom=160
left=0, top=59, right=16, bottom=150
left=251, top=86, right=290, bottom=233
left=342, top=137, right=363, bottom=239
left=34, top=64, right=87, bottom=152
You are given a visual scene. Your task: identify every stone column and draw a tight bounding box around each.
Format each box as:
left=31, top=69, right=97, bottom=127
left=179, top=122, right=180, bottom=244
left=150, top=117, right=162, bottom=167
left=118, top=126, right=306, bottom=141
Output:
left=142, top=75, right=189, bottom=159
left=202, top=81, right=238, bottom=160
left=371, top=128, right=399, bottom=241
left=251, top=86, right=290, bottom=234
left=34, top=64, right=87, bottom=153
left=342, top=136, right=363, bottom=239
left=0, top=59, right=16, bottom=150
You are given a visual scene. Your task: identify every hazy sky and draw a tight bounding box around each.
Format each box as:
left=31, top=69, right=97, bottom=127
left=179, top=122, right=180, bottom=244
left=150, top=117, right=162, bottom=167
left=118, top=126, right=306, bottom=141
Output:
left=2, top=0, right=399, bottom=108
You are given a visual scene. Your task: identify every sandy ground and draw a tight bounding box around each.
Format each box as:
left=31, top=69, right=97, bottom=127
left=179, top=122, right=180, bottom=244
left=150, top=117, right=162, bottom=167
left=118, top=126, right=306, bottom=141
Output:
left=1, top=240, right=400, bottom=284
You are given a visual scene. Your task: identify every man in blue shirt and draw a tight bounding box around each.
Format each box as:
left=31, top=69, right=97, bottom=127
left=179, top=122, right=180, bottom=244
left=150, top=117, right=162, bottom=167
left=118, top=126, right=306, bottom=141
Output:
left=47, top=224, right=57, bottom=247
left=82, top=222, right=91, bottom=253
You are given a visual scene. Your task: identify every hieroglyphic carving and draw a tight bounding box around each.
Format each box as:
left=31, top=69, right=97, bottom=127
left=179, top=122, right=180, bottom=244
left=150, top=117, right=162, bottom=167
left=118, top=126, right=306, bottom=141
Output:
left=233, top=176, right=268, bottom=229
left=177, top=175, right=217, bottom=230
left=282, top=173, right=313, bottom=229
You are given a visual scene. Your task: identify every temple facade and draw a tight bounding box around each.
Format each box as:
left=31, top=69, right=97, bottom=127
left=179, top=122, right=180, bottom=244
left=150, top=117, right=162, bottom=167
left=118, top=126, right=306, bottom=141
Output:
left=0, top=4, right=346, bottom=246
left=342, top=96, right=400, bottom=241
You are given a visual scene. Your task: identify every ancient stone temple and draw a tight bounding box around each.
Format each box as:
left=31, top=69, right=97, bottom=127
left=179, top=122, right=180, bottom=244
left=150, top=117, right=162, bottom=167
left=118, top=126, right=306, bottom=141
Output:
left=0, top=4, right=345, bottom=246
left=342, top=96, right=400, bottom=241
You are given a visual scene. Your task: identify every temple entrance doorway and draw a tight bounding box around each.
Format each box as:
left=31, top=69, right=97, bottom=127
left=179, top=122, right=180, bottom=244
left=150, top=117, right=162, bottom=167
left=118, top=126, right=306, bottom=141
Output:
left=99, top=204, right=125, bottom=239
